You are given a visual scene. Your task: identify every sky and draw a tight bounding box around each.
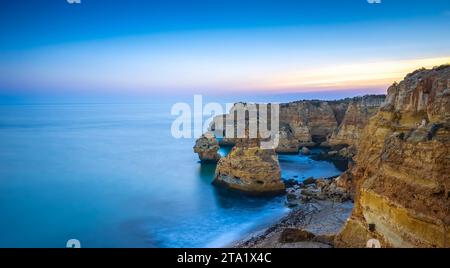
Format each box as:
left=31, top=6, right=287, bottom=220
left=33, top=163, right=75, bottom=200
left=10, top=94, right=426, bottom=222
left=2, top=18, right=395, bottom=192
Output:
left=0, top=0, right=449, bottom=101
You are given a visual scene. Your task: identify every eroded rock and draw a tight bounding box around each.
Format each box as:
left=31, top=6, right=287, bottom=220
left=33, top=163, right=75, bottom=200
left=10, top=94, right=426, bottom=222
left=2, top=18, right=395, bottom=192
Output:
left=300, top=147, right=310, bottom=155
left=328, top=95, right=385, bottom=147
left=193, top=132, right=221, bottom=162
left=213, top=140, right=285, bottom=195
left=285, top=176, right=353, bottom=206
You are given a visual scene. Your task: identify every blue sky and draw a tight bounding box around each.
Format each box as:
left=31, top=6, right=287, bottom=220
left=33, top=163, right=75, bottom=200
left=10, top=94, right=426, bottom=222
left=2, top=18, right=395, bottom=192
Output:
left=0, top=0, right=449, bottom=100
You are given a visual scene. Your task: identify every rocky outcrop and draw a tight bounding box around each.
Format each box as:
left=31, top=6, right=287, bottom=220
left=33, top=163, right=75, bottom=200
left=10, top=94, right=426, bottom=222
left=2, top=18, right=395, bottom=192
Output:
left=285, top=176, right=353, bottom=207
left=278, top=101, right=338, bottom=149
left=208, top=103, right=275, bottom=147
left=193, top=132, right=221, bottom=162
left=213, top=139, right=285, bottom=195
left=207, top=96, right=385, bottom=153
left=277, top=124, right=301, bottom=153
left=300, top=147, right=310, bottom=155
left=335, top=65, right=450, bottom=248
left=327, top=95, right=385, bottom=147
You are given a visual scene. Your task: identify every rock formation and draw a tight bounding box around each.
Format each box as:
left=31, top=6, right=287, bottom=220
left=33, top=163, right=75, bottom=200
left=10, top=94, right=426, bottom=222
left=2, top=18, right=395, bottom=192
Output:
left=285, top=176, right=353, bottom=207
left=276, top=124, right=301, bottom=153
left=207, top=95, right=385, bottom=153
left=200, top=95, right=384, bottom=194
left=327, top=95, right=385, bottom=146
left=300, top=146, right=310, bottom=155
left=193, top=132, right=221, bottom=162
left=278, top=101, right=338, bottom=149
left=335, top=65, right=450, bottom=248
left=213, top=139, right=285, bottom=195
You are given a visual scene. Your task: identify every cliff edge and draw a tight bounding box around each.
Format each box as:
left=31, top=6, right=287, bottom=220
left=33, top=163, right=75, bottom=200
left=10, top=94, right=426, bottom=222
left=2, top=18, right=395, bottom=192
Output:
left=335, top=65, right=450, bottom=248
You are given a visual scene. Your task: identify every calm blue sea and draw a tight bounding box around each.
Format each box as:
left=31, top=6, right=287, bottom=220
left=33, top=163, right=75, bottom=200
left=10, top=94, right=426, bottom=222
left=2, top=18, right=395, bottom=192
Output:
left=0, top=101, right=341, bottom=248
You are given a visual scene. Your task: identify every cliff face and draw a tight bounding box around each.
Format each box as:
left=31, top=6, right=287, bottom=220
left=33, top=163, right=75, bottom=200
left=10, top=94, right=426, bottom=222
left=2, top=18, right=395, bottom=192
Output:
left=208, top=95, right=385, bottom=153
left=279, top=101, right=338, bottom=149
left=327, top=95, right=385, bottom=147
left=213, top=139, right=285, bottom=195
left=336, top=65, right=450, bottom=248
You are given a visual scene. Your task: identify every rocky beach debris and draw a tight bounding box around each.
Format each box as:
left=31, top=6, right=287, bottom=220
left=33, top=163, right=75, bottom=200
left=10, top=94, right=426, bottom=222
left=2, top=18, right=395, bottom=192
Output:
left=231, top=170, right=356, bottom=248
left=284, top=176, right=353, bottom=208
left=300, top=146, right=310, bottom=155
left=234, top=200, right=353, bottom=248
left=312, top=145, right=356, bottom=162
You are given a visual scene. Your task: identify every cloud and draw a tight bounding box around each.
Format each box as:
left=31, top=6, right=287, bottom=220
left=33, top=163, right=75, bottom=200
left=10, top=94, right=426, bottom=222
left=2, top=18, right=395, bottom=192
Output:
left=255, top=56, right=450, bottom=92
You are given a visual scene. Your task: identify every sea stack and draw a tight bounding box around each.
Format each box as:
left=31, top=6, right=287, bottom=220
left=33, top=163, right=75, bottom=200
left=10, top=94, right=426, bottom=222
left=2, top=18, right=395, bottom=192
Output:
left=213, top=139, right=285, bottom=195
left=193, top=132, right=221, bottom=163
left=335, top=65, right=450, bottom=248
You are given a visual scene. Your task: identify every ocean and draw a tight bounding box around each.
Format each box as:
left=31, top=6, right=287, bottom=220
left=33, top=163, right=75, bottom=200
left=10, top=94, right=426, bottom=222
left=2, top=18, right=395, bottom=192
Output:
left=0, top=101, right=342, bottom=247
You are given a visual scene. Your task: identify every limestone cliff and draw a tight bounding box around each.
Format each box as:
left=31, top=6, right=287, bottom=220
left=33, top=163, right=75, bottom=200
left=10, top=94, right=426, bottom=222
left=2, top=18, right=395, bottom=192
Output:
left=327, top=95, right=385, bottom=147
left=278, top=101, right=338, bottom=150
left=208, top=96, right=385, bottom=153
left=335, top=65, right=450, bottom=248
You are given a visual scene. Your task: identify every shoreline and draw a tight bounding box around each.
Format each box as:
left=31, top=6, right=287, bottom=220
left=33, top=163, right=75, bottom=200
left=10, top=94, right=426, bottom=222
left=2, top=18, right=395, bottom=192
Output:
left=230, top=199, right=353, bottom=248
